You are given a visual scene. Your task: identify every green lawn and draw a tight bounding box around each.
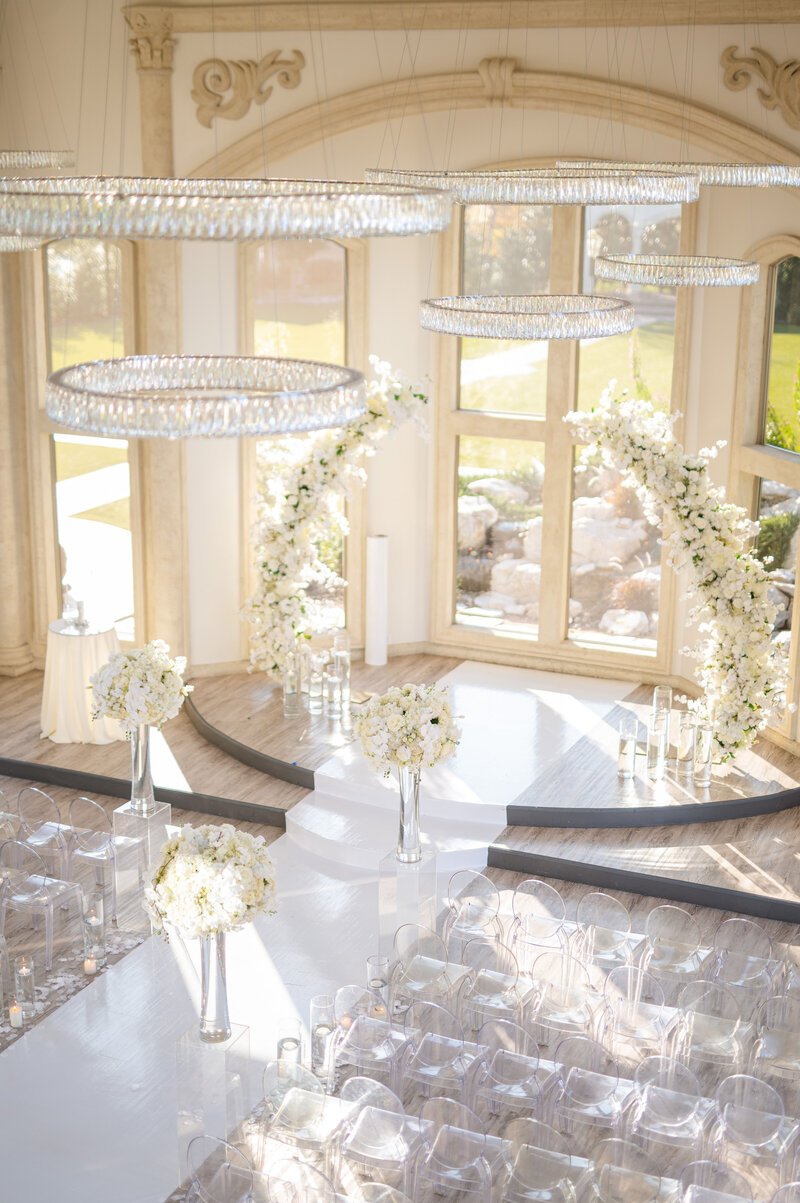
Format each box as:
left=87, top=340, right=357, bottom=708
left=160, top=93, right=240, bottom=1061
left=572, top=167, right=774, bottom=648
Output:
left=765, top=330, right=800, bottom=445
left=54, top=438, right=128, bottom=482
left=73, top=497, right=131, bottom=531
left=254, top=318, right=344, bottom=361
left=49, top=324, right=124, bottom=372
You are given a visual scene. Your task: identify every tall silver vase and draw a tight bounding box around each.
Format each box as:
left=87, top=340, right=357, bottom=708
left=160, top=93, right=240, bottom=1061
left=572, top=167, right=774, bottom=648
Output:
left=396, top=765, right=422, bottom=864
left=199, top=931, right=231, bottom=1043
left=130, top=722, right=156, bottom=815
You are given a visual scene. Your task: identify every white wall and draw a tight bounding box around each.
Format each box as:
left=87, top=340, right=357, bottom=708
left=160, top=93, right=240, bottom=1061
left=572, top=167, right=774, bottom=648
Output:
left=5, top=4, right=800, bottom=669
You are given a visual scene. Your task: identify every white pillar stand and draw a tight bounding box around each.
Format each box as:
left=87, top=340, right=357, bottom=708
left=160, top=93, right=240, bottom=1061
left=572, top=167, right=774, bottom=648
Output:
left=378, top=848, right=438, bottom=961
left=175, top=1022, right=251, bottom=1177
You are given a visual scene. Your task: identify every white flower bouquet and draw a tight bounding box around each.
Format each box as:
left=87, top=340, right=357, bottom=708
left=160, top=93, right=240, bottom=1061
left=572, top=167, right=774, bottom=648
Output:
left=90, top=639, right=193, bottom=736
left=145, top=822, right=278, bottom=938
left=354, top=682, right=461, bottom=776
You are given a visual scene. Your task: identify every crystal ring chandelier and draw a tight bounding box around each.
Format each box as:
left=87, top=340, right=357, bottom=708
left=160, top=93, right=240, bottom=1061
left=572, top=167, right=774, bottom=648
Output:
left=367, top=166, right=699, bottom=205
left=419, top=295, right=635, bottom=340
left=0, top=236, right=45, bottom=252
left=557, top=159, right=800, bottom=187
left=46, top=355, right=366, bottom=438
left=594, top=254, right=760, bottom=287
left=0, top=149, right=74, bottom=170
left=0, top=176, right=452, bottom=241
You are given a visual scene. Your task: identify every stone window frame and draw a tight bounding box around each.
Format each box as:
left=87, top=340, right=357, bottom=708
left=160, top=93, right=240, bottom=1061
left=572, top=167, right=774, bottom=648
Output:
left=430, top=197, right=697, bottom=682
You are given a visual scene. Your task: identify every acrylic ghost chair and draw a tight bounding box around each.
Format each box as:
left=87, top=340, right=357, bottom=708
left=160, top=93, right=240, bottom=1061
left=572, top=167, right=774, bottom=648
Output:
left=0, top=839, right=83, bottom=971
left=750, top=994, right=800, bottom=1084
left=397, top=1001, right=471, bottom=1110
left=335, top=1078, right=412, bottom=1196
left=772, top=1185, right=800, bottom=1203
left=468, top=1020, right=542, bottom=1123
left=16, top=786, right=71, bottom=881
left=620, top=1056, right=705, bottom=1178
left=329, top=985, right=402, bottom=1092
left=498, top=1118, right=575, bottom=1203
left=357, top=1186, right=414, bottom=1203
left=0, top=789, right=19, bottom=843
left=412, top=1096, right=491, bottom=1203
left=670, top=981, right=745, bottom=1088
left=442, top=870, right=504, bottom=962
left=527, top=951, right=599, bottom=1058
left=548, top=1036, right=625, bottom=1157
left=708, top=1074, right=792, bottom=1200
left=509, top=880, right=569, bottom=974
left=576, top=1138, right=662, bottom=1203
left=68, top=795, right=146, bottom=924
left=183, top=1136, right=253, bottom=1203
left=388, top=925, right=458, bottom=1015
left=266, top=1157, right=337, bottom=1203
left=598, top=966, right=669, bottom=1068
left=264, top=1082, right=359, bottom=1179
left=707, top=918, right=776, bottom=1021
left=258, top=1059, right=325, bottom=1170
left=678, top=1160, right=753, bottom=1203
left=572, top=893, right=633, bottom=980
left=637, top=906, right=706, bottom=1006
left=459, top=939, right=527, bottom=1033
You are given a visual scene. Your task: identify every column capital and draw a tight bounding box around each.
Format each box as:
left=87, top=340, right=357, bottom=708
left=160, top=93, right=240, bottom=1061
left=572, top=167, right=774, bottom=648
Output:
left=126, top=8, right=176, bottom=72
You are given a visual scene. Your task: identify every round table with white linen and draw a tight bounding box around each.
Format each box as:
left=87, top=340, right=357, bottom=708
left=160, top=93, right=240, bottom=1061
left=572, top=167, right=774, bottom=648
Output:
left=40, top=619, right=125, bottom=744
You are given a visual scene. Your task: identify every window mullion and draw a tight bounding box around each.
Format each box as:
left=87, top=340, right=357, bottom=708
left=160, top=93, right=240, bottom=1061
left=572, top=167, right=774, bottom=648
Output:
left=538, top=206, right=582, bottom=646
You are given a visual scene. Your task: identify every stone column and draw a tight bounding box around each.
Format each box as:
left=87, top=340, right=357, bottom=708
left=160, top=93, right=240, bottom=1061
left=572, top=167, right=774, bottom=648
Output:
left=126, top=10, right=190, bottom=661
left=0, top=256, right=36, bottom=675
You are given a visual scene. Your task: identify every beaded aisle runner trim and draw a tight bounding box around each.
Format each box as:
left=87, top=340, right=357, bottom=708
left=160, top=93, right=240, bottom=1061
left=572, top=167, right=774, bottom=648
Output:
left=0, top=926, right=144, bottom=1054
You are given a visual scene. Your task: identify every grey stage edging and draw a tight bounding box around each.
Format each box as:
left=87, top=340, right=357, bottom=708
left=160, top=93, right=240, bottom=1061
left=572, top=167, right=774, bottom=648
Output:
left=184, top=695, right=315, bottom=790
left=507, top=785, right=800, bottom=828
left=0, top=757, right=287, bottom=830
left=488, top=843, right=800, bottom=924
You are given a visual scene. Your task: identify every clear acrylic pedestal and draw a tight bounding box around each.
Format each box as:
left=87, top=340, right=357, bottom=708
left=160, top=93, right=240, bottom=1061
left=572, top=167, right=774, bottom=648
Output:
left=378, top=848, right=438, bottom=960
left=113, top=799, right=171, bottom=867
left=175, top=1022, right=250, bottom=1175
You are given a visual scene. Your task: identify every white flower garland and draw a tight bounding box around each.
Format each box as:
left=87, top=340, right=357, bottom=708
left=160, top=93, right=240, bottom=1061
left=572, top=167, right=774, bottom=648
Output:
left=90, top=639, right=193, bottom=737
left=243, top=356, right=428, bottom=677
left=566, top=385, right=788, bottom=759
left=354, top=682, right=462, bottom=776
left=145, top=822, right=277, bottom=938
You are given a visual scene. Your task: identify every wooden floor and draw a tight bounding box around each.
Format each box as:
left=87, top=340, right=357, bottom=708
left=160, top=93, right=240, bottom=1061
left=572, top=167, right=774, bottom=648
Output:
left=191, top=654, right=461, bottom=771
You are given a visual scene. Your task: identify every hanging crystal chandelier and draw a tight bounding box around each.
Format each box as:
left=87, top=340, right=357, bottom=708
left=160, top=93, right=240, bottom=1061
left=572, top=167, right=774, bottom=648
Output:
left=366, top=166, right=699, bottom=205
left=0, top=176, right=452, bottom=241
left=0, top=236, right=45, bottom=252
left=594, top=254, right=760, bottom=287
left=419, top=295, right=635, bottom=340
left=46, top=356, right=366, bottom=438
left=557, top=159, right=800, bottom=187
left=0, top=150, right=74, bottom=170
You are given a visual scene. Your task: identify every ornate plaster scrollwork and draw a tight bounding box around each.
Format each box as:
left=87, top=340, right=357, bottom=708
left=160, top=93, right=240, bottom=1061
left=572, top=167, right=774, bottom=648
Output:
left=127, top=10, right=175, bottom=72
left=477, top=57, right=517, bottom=106
left=721, top=45, right=800, bottom=131
left=192, top=50, right=306, bottom=128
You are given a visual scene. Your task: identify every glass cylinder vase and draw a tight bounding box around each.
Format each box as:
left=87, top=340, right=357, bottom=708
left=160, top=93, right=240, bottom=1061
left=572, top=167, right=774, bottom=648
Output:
left=396, top=765, right=422, bottom=864
left=199, top=931, right=231, bottom=1044
left=130, top=723, right=156, bottom=815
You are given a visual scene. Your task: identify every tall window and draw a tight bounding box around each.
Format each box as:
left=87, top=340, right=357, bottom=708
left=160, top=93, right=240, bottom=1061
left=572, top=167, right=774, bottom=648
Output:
left=251, top=239, right=348, bottom=630
left=762, top=256, right=800, bottom=454
left=435, top=200, right=686, bottom=670
left=45, top=240, right=135, bottom=640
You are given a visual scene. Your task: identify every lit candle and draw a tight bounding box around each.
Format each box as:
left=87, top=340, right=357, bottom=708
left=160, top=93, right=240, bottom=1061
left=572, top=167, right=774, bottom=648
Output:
left=9, top=1001, right=22, bottom=1029
left=84, top=957, right=97, bottom=976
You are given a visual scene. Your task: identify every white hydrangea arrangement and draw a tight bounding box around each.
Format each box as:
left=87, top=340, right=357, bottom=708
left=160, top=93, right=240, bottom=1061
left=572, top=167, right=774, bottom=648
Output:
left=90, top=639, right=193, bottom=736
left=145, top=823, right=278, bottom=938
left=354, top=682, right=462, bottom=776
left=566, top=385, right=789, bottom=759
left=244, top=357, right=428, bottom=678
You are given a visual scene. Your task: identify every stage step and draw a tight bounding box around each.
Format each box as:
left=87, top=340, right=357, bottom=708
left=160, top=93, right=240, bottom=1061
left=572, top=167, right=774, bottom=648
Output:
left=286, top=791, right=503, bottom=871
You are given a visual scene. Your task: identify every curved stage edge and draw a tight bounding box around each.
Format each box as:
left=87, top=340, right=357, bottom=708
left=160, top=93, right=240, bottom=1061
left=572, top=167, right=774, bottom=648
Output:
left=184, top=694, right=800, bottom=831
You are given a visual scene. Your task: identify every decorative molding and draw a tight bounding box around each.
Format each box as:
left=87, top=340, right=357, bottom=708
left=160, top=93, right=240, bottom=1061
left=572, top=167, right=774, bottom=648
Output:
left=721, top=45, right=800, bottom=132
left=477, top=57, right=517, bottom=106
left=124, top=2, right=800, bottom=33
left=190, top=64, right=800, bottom=180
left=126, top=9, right=176, bottom=72
left=191, top=49, right=305, bottom=128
